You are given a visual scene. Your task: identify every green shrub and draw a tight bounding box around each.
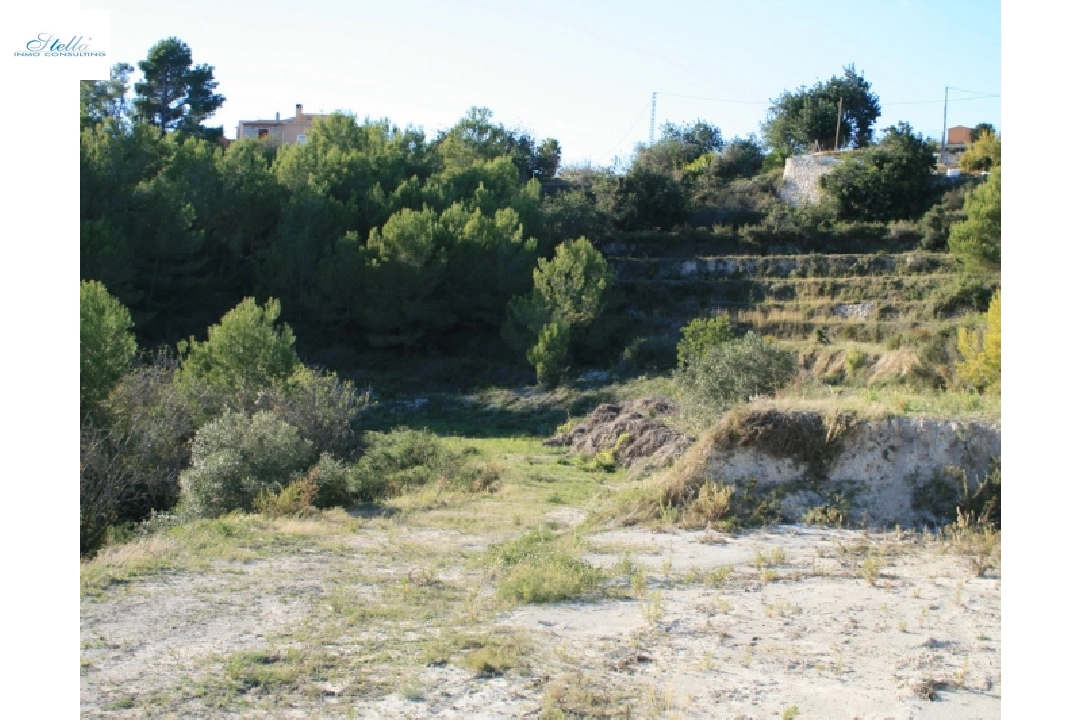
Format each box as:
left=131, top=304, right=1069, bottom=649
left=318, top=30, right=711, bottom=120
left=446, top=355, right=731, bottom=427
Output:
left=100, top=356, right=195, bottom=522
left=845, top=349, right=869, bottom=377
left=504, top=237, right=615, bottom=382
left=930, top=277, right=995, bottom=318
left=949, top=166, right=1000, bottom=273
left=676, top=316, right=735, bottom=369
left=81, top=280, right=137, bottom=418
left=306, top=453, right=354, bottom=508
left=526, top=321, right=571, bottom=387
left=956, top=290, right=1000, bottom=393
left=179, top=410, right=314, bottom=518
left=257, top=366, right=369, bottom=460
left=678, top=332, right=798, bottom=413
left=253, top=477, right=318, bottom=518
left=617, top=334, right=677, bottom=374
left=489, top=526, right=601, bottom=604
left=176, top=297, right=300, bottom=406
left=351, top=428, right=463, bottom=502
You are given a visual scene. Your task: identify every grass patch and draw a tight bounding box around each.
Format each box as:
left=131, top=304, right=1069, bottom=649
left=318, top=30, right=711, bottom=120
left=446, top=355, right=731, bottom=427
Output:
left=223, top=650, right=303, bottom=691
left=489, top=526, right=602, bottom=604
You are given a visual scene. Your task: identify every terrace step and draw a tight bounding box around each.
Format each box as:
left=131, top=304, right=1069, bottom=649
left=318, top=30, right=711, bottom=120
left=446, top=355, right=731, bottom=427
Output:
left=610, top=253, right=955, bottom=281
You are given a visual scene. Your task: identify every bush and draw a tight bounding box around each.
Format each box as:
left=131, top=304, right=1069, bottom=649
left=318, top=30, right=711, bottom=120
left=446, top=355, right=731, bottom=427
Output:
left=254, top=477, right=318, bottom=518
left=956, top=289, right=1000, bottom=393
left=678, top=332, right=797, bottom=413
left=617, top=334, right=678, bottom=374
left=948, top=166, right=1000, bottom=273
left=504, top=237, right=615, bottom=383
left=179, top=410, right=314, bottom=518
left=540, top=188, right=610, bottom=243
left=256, top=366, right=369, bottom=460
left=595, top=166, right=689, bottom=231
left=930, top=276, right=995, bottom=317
left=820, top=123, right=938, bottom=222
left=306, top=453, right=354, bottom=508
left=676, top=316, right=735, bottom=369
left=176, top=297, right=300, bottom=406
left=489, top=526, right=601, bottom=604
left=101, top=354, right=196, bottom=522
left=80, top=418, right=145, bottom=556
left=917, top=201, right=966, bottom=251
left=81, top=280, right=137, bottom=418
left=351, top=428, right=464, bottom=502
left=526, top=321, right=571, bottom=387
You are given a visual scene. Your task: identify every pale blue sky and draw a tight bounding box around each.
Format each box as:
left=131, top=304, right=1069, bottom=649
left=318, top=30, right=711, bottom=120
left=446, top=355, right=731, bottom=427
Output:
left=83, top=0, right=1001, bottom=165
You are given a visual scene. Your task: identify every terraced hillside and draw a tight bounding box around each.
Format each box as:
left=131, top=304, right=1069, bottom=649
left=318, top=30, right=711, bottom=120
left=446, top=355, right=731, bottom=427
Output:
left=603, top=233, right=999, bottom=344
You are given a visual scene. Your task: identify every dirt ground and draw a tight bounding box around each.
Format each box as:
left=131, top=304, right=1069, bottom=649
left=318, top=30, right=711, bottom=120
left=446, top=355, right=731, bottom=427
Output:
left=81, top=514, right=999, bottom=719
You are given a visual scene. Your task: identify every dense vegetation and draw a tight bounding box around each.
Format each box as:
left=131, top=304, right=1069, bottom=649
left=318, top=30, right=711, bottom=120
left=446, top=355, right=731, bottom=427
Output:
left=80, top=40, right=1002, bottom=556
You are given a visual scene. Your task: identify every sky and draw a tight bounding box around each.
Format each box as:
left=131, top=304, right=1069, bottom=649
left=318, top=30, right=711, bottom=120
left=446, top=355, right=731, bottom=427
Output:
left=83, top=0, right=1000, bottom=165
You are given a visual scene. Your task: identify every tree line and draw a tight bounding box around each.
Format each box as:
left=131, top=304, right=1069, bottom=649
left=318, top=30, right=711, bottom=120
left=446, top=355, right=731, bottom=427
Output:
left=82, top=39, right=999, bottom=361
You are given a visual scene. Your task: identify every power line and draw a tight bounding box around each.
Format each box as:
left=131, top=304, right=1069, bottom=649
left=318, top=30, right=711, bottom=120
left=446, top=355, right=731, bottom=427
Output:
left=882, top=95, right=1000, bottom=106
left=945, top=87, right=1000, bottom=97
left=656, top=91, right=769, bottom=105
left=602, top=100, right=651, bottom=159
left=654, top=90, right=998, bottom=107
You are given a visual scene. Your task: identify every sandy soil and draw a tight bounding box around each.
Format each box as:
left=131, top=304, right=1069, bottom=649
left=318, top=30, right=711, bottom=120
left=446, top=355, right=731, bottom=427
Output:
left=81, top=524, right=999, bottom=719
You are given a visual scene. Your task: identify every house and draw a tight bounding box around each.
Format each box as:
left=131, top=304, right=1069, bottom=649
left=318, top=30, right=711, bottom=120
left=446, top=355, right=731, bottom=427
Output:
left=939, top=125, right=974, bottom=168
left=235, top=104, right=329, bottom=144
left=945, top=126, right=973, bottom=151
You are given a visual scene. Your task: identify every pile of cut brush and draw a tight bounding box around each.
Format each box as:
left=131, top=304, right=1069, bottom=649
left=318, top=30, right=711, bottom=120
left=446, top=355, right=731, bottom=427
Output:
left=543, top=397, right=693, bottom=475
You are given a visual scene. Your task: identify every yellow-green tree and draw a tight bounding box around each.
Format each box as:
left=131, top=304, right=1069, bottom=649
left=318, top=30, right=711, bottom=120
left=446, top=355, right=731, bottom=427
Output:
left=959, top=131, right=1001, bottom=173
left=956, top=289, right=1000, bottom=393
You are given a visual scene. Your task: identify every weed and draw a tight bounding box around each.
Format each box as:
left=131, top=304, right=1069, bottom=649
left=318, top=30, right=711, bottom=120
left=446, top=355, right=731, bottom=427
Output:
left=946, top=524, right=1000, bottom=577
left=223, top=650, right=302, bottom=691
left=685, top=482, right=734, bottom=526
left=860, top=553, right=883, bottom=585
left=642, top=590, right=666, bottom=625
left=953, top=655, right=970, bottom=688
left=103, top=696, right=136, bottom=710
left=630, top=570, right=648, bottom=597
left=771, top=547, right=787, bottom=566
left=461, top=642, right=525, bottom=677
left=761, top=568, right=780, bottom=583
left=707, top=565, right=733, bottom=586
left=540, top=674, right=624, bottom=719
left=897, top=620, right=907, bottom=633
left=783, top=706, right=800, bottom=720
left=253, top=477, right=317, bottom=519
left=658, top=501, right=679, bottom=525
left=661, top=555, right=673, bottom=578
left=764, top=601, right=801, bottom=618
left=717, top=599, right=733, bottom=614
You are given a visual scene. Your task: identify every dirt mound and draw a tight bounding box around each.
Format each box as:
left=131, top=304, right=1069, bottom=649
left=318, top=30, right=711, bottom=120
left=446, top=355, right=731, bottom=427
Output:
left=543, top=396, right=693, bottom=472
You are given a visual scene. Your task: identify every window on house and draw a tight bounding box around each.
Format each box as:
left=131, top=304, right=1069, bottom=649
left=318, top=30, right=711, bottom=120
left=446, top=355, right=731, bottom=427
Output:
left=258, top=129, right=269, bottom=139
left=297, top=134, right=307, bottom=145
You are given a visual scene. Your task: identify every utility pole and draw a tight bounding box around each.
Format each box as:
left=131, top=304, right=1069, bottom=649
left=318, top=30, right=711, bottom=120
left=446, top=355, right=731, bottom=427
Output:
left=649, top=91, right=657, bottom=145
left=834, top=98, right=844, bottom=151
left=940, top=86, right=949, bottom=168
